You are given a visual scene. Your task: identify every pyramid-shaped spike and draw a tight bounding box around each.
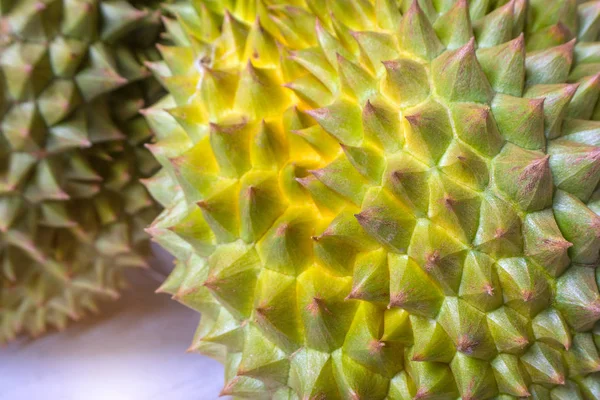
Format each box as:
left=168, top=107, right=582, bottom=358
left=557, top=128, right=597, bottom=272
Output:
left=204, top=242, right=261, bottom=320
left=428, top=171, right=481, bottom=243
left=486, top=307, right=531, bottom=354
left=239, top=171, right=287, bottom=243
left=306, top=98, right=364, bottom=147
left=526, top=22, right=574, bottom=52
left=563, top=333, right=600, bottom=376
left=381, top=308, right=412, bottom=344
left=388, top=254, right=444, bottom=319
left=521, top=342, right=567, bottom=386
left=524, top=83, right=579, bottom=139
left=526, top=40, right=575, bottom=85
left=197, top=183, right=240, bottom=243
left=381, top=58, right=430, bottom=108
left=474, top=193, right=523, bottom=258
left=566, top=73, right=600, bottom=120
left=477, top=34, right=525, bottom=96
left=362, top=100, right=403, bottom=153
left=548, top=140, right=600, bottom=202
left=532, top=308, right=572, bottom=350
left=458, top=251, right=503, bottom=312
left=252, top=269, right=302, bottom=352
left=351, top=30, right=399, bottom=75
left=524, top=210, right=571, bottom=277
left=343, top=303, right=403, bottom=378
left=284, top=74, right=335, bottom=108
left=331, top=350, right=390, bottom=400
left=340, top=143, right=385, bottom=184
left=491, top=354, right=531, bottom=397
left=452, top=102, right=504, bottom=157
left=356, top=188, right=417, bottom=253
left=383, top=152, right=430, bottom=216
left=409, top=315, right=455, bottom=363
left=473, top=0, right=515, bottom=48
left=433, top=0, right=473, bottom=50
left=438, top=141, right=490, bottom=191
left=496, top=258, right=551, bottom=318
left=243, top=18, right=280, bottom=68
left=492, top=93, right=545, bottom=150
left=234, top=62, right=290, bottom=119
left=404, top=100, right=453, bottom=165
left=553, top=190, right=600, bottom=264
left=288, top=348, right=340, bottom=399
left=310, top=157, right=368, bottom=206
left=336, top=53, right=377, bottom=104
left=437, top=297, right=496, bottom=360
left=561, top=119, right=600, bottom=147
left=493, top=144, right=554, bottom=212
left=347, top=249, right=389, bottom=303
left=450, top=354, right=498, bottom=400
left=289, top=48, right=338, bottom=94
left=237, top=325, right=290, bottom=386
left=409, top=360, right=458, bottom=399
left=408, top=220, right=468, bottom=295
left=256, top=207, right=316, bottom=276
left=397, top=0, right=443, bottom=61
left=209, top=120, right=252, bottom=178
left=556, top=267, right=600, bottom=331
left=312, top=211, right=378, bottom=276
left=297, top=268, right=356, bottom=353
left=431, top=38, right=494, bottom=104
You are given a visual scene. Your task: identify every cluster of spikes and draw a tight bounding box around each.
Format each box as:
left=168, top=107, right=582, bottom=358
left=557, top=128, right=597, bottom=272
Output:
left=144, top=0, right=600, bottom=399
left=0, top=0, right=162, bottom=343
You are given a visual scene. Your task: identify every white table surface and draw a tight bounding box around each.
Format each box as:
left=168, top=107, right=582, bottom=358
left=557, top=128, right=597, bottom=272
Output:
left=0, top=260, right=226, bottom=400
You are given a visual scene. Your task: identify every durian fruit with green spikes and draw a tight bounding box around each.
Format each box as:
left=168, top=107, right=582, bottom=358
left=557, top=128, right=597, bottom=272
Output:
left=0, top=0, right=163, bottom=343
left=146, top=0, right=600, bottom=398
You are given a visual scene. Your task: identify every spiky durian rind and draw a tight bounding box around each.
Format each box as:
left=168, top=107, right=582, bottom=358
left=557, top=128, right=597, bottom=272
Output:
left=146, top=0, right=600, bottom=398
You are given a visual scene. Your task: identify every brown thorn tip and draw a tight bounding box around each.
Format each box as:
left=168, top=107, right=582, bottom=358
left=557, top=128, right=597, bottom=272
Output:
left=409, top=0, right=421, bottom=13
left=345, top=287, right=361, bottom=300
left=461, top=37, right=476, bottom=55
left=552, top=374, right=565, bottom=385
left=404, top=114, right=420, bottom=124
left=381, top=60, right=396, bottom=69
left=588, top=300, right=600, bottom=315
left=516, top=32, right=525, bottom=41
left=368, top=340, right=385, bottom=354
left=414, top=388, right=428, bottom=399
left=306, top=107, right=328, bottom=119
left=219, top=379, right=237, bottom=397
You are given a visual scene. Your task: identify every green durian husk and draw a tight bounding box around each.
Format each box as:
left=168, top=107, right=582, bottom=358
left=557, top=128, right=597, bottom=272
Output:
left=145, top=0, right=600, bottom=398
left=0, top=0, right=164, bottom=343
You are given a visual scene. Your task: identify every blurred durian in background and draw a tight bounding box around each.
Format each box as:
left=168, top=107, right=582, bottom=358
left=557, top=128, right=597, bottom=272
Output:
left=0, top=0, right=163, bottom=343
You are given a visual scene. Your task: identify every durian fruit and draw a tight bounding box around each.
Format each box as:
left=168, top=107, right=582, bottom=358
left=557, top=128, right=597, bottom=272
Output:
left=0, top=1, right=162, bottom=343
left=146, top=0, right=600, bottom=398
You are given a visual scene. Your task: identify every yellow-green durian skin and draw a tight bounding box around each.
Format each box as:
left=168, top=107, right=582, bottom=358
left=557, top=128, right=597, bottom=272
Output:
left=146, top=0, right=600, bottom=398
left=0, top=0, right=162, bottom=343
